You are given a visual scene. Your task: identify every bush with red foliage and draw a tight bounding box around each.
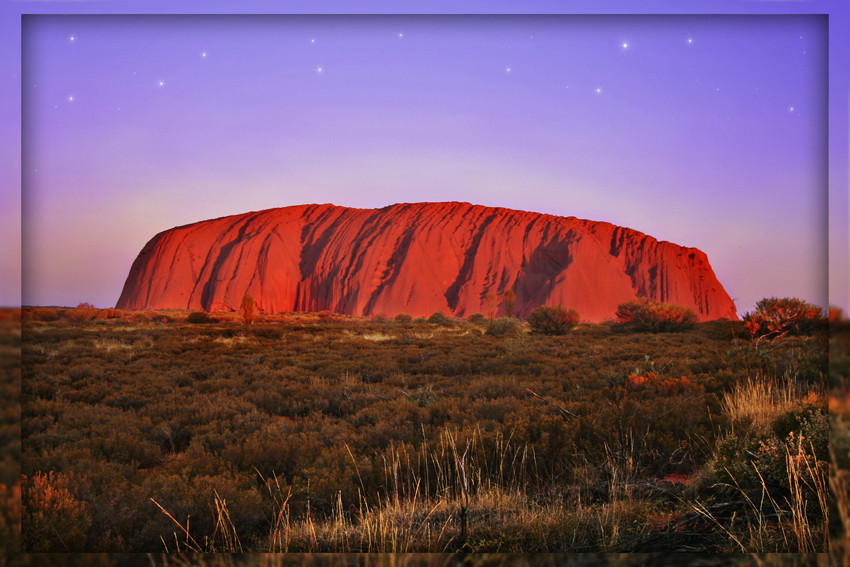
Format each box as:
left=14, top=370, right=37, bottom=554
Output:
left=64, top=303, right=97, bottom=323
left=743, top=297, right=824, bottom=339
left=22, top=471, right=91, bottom=551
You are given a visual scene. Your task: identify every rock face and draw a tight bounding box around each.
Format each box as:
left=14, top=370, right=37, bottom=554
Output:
left=116, top=202, right=738, bottom=322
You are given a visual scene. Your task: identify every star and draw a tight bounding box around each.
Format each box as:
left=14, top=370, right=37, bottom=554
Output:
left=158, top=80, right=165, bottom=88
left=317, top=66, right=323, bottom=73
left=505, top=66, right=511, bottom=73
left=789, top=106, right=796, bottom=113
left=621, top=41, right=629, bottom=50
left=310, top=38, right=316, bottom=44
left=69, top=34, right=76, bottom=43
left=687, top=38, right=694, bottom=45
left=67, top=95, right=74, bottom=103
left=398, top=32, right=404, bottom=38
left=201, top=51, right=207, bottom=58
left=595, top=87, right=602, bottom=94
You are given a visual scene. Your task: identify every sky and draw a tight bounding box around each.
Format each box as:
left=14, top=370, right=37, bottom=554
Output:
left=2, top=1, right=848, bottom=318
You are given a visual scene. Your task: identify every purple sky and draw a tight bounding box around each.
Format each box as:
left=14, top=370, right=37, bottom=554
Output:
left=3, top=1, right=848, bottom=317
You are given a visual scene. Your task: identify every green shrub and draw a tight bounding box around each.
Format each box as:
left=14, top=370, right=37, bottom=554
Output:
left=428, top=311, right=447, bottom=324
left=467, top=312, right=485, bottom=323
left=615, top=298, right=697, bottom=332
left=394, top=313, right=412, bottom=323
left=486, top=317, right=522, bottom=337
left=744, top=297, right=825, bottom=339
left=712, top=393, right=828, bottom=502
left=738, top=407, right=828, bottom=506
left=248, top=326, right=283, bottom=340
left=526, top=305, right=579, bottom=335
left=187, top=311, right=213, bottom=324
left=771, top=404, right=828, bottom=461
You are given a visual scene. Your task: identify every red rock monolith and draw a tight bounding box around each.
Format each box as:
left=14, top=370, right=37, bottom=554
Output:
left=116, top=202, right=738, bottom=322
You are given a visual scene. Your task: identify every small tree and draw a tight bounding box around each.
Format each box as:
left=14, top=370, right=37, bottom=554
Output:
left=241, top=294, right=256, bottom=324
left=485, top=294, right=498, bottom=321
left=394, top=313, right=412, bottom=323
left=502, top=289, right=517, bottom=318
left=527, top=305, right=579, bottom=335
left=743, top=297, right=824, bottom=339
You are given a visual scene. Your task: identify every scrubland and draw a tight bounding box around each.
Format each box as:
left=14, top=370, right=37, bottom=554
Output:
left=7, top=304, right=843, bottom=563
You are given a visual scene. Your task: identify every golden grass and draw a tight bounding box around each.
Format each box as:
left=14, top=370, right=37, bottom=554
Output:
left=212, top=334, right=248, bottom=346
left=360, top=333, right=395, bottom=342
left=91, top=337, right=140, bottom=352
left=720, top=374, right=812, bottom=436
left=148, top=426, right=660, bottom=554
left=253, top=477, right=643, bottom=553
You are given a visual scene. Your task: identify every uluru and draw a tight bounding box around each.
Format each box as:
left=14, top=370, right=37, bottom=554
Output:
left=116, top=202, right=738, bottom=322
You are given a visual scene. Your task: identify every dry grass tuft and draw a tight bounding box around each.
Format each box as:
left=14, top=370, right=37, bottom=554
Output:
left=361, top=333, right=394, bottom=342
left=212, top=335, right=248, bottom=346
left=720, top=374, right=813, bottom=436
